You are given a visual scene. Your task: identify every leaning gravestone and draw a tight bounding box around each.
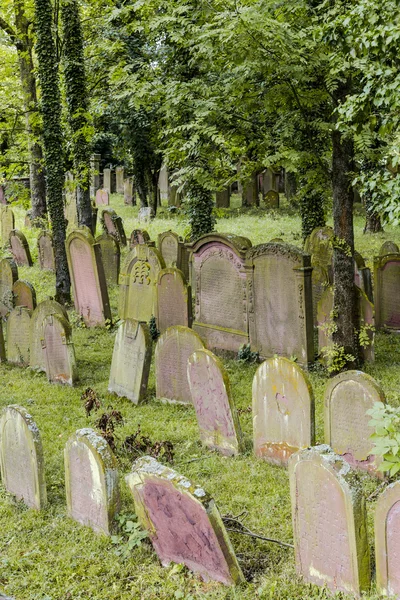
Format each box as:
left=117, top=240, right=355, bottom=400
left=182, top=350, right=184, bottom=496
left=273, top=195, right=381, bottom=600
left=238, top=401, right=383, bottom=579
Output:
left=158, top=230, right=189, bottom=278
left=66, top=227, right=111, bottom=327
left=129, top=229, right=151, bottom=249
left=0, top=206, right=15, bottom=247
left=30, top=299, right=69, bottom=371
left=252, top=357, right=315, bottom=466
left=380, top=241, right=399, bottom=255
left=289, top=446, right=370, bottom=596
left=0, top=257, right=18, bottom=317
left=374, top=251, right=400, bottom=330
left=108, top=319, right=152, bottom=404
left=101, top=208, right=126, bottom=246
left=37, top=231, right=55, bottom=271
left=126, top=456, right=244, bottom=585
left=0, top=405, right=47, bottom=509
left=264, top=190, right=279, bottom=209
left=124, top=177, right=134, bottom=205
left=9, top=230, right=33, bottom=266
left=155, top=326, right=205, bottom=405
left=42, top=313, right=77, bottom=385
left=65, top=428, right=120, bottom=535
left=96, top=232, right=120, bottom=285
left=13, top=280, right=36, bottom=311
left=7, top=306, right=31, bottom=366
left=157, top=268, right=191, bottom=333
left=95, top=189, right=109, bottom=206
left=187, top=349, right=243, bottom=456
left=375, top=481, right=400, bottom=597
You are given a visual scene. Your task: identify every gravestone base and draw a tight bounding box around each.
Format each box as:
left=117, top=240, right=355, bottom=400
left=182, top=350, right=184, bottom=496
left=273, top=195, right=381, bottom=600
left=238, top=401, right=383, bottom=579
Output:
left=255, top=442, right=300, bottom=467
left=193, top=322, right=249, bottom=354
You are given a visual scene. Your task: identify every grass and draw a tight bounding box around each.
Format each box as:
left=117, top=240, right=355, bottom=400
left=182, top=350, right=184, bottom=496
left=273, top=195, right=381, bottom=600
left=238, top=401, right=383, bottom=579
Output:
left=0, top=195, right=399, bottom=599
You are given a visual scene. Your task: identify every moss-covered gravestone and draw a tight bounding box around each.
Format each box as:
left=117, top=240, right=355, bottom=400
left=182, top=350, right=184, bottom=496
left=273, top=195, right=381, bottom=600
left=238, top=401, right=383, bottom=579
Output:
left=375, top=481, right=400, bottom=597
left=101, top=208, right=126, bottom=246
left=116, top=166, right=124, bottom=193
left=126, top=456, right=244, bottom=585
left=0, top=405, right=47, bottom=509
left=354, top=251, right=373, bottom=303
left=124, top=177, right=134, bottom=205
left=0, top=257, right=17, bottom=317
left=216, top=189, right=230, bottom=208
left=289, top=446, right=370, bottom=596
left=37, top=231, right=55, bottom=271
left=103, top=168, right=112, bottom=193
left=374, top=251, right=400, bottom=330
left=65, top=428, right=120, bottom=535
left=155, top=326, right=205, bottom=405
left=187, top=349, right=243, bottom=456
left=379, top=241, right=399, bottom=256
left=158, top=230, right=189, bottom=278
left=252, top=357, right=315, bottom=466
left=0, top=206, right=15, bottom=246
left=30, top=299, right=69, bottom=371
left=95, top=189, right=109, bottom=206
left=7, top=306, right=31, bottom=366
left=96, top=232, right=120, bottom=285
left=157, top=268, right=191, bottom=333
left=264, top=190, right=279, bottom=209
left=304, top=226, right=334, bottom=323
left=108, top=319, right=152, bottom=403
left=9, top=230, right=33, bottom=266
left=129, top=229, right=151, bottom=249
left=42, top=314, right=77, bottom=385
left=13, top=280, right=36, bottom=311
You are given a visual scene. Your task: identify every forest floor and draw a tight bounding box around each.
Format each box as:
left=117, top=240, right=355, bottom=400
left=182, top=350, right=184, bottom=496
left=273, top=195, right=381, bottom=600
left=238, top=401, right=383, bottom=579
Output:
left=0, top=195, right=399, bottom=599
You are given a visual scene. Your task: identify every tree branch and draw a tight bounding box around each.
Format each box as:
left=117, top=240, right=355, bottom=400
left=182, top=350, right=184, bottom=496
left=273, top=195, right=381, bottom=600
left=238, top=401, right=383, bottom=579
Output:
left=0, top=17, right=18, bottom=45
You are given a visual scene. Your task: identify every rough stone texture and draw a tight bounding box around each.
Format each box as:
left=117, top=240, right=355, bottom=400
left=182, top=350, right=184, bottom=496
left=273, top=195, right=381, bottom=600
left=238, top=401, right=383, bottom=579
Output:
left=374, top=252, right=400, bottom=330
left=37, top=231, right=55, bottom=271
left=157, top=268, right=192, bottom=333
left=65, top=428, right=120, bottom=535
left=124, top=177, right=135, bottom=205
left=90, top=153, right=101, bottom=197
left=129, top=229, right=151, bottom=249
left=216, top=189, right=230, bottom=208
left=0, top=257, right=17, bottom=317
left=155, top=326, right=205, bottom=405
left=9, top=230, right=33, bottom=267
left=0, top=206, right=15, bottom=247
left=158, top=230, right=189, bottom=279
left=324, top=370, right=385, bottom=476
left=0, top=319, right=6, bottom=362
left=42, top=314, right=77, bottom=385
left=289, top=445, right=370, bottom=596
left=13, top=280, right=36, bottom=311
left=354, top=251, right=373, bottom=303
left=264, top=190, right=280, bottom=209
left=126, top=456, right=244, bottom=585
left=379, top=241, right=399, bottom=255
left=103, top=168, right=112, bottom=193
left=304, top=226, right=334, bottom=324
left=187, top=349, right=243, bottom=456
left=375, top=481, right=400, bottom=597
left=96, top=232, right=120, bottom=286
left=64, top=182, right=78, bottom=226
left=119, top=244, right=165, bottom=322
left=7, top=306, right=31, bottom=366
left=108, top=319, right=152, bottom=404
left=95, top=189, right=109, bottom=206
left=246, top=242, right=314, bottom=366
left=252, top=357, right=315, bottom=466
left=0, top=405, right=47, bottom=509
left=30, top=299, right=69, bottom=371
left=101, top=208, right=126, bottom=246
left=66, top=227, right=111, bottom=327
left=187, top=233, right=252, bottom=353
left=138, top=207, right=153, bottom=223
left=116, top=167, right=125, bottom=194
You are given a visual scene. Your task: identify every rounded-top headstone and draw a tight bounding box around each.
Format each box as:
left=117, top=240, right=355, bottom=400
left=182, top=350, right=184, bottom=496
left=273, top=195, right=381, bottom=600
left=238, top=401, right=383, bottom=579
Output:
left=304, top=226, right=334, bottom=268
left=30, top=299, right=69, bottom=371
left=129, top=229, right=151, bottom=249
left=13, top=279, right=36, bottom=311
left=379, top=241, right=400, bottom=256
left=157, top=268, right=191, bottom=333
left=7, top=306, right=31, bottom=366
left=95, top=189, right=109, bottom=206
left=37, top=231, right=55, bottom=271
left=9, top=229, right=33, bottom=267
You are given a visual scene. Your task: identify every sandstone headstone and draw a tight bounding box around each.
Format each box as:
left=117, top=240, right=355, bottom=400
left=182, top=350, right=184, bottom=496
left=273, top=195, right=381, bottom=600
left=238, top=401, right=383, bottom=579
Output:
left=304, top=226, right=334, bottom=323
left=158, top=230, right=189, bottom=278
left=158, top=165, right=169, bottom=201
left=0, top=257, right=18, bottom=317
left=380, top=241, right=399, bottom=256
left=0, top=405, right=47, bottom=509
left=7, top=306, right=31, bottom=366
left=65, top=428, right=120, bottom=534
left=90, top=153, right=101, bottom=197
left=103, top=168, right=112, bottom=193
left=126, top=456, right=244, bottom=585
left=124, top=177, right=135, bottom=205
left=13, top=280, right=36, bottom=311
left=157, top=268, right=191, bottom=333
left=64, top=178, right=78, bottom=226
left=374, top=251, right=400, bottom=330
left=264, top=190, right=279, bottom=209
left=96, top=232, right=120, bottom=285
left=37, top=231, right=55, bottom=271
left=101, top=208, right=126, bottom=246
left=42, top=313, right=77, bottom=385
left=0, top=206, right=15, bottom=246
left=375, top=481, right=400, bottom=597
left=187, top=349, right=243, bottom=456
left=95, top=189, right=109, bottom=206
left=129, top=229, right=151, bottom=249
left=138, top=207, right=153, bottom=223
left=216, top=189, right=230, bottom=208
left=252, top=357, right=315, bottom=466
left=354, top=251, right=373, bottom=302
left=30, top=299, right=69, bottom=371
left=9, top=230, right=33, bottom=266
left=116, top=166, right=125, bottom=193
left=108, top=319, right=152, bottom=403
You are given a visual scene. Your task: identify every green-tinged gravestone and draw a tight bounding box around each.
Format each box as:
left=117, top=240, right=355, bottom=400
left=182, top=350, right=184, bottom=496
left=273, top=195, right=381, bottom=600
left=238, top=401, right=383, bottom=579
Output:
left=124, top=177, right=134, bottom=206
left=157, top=268, right=191, bottom=333
left=30, top=299, right=69, bottom=371
left=375, top=481, right=400, bottom=597
left=252, top=357, right=315, bottom=466
left=158, top=230, right=189, bottom=279
left=0, top=257, right=17, bottom=317
left=42, top=314, right=77, bottom=385
left=289, top=445, right=370, bottom=596
left=187, top=349, right=243, bottom=456
left=103, top=168, right=112, bottom=193
left=65, top=428, right=120, bottom=535
left=155, top=326, right=205, bottom=405
left=379, top=241, right=399, bottom=256
left=325, top=370, right=385, bottom=476
left=0, top=405, right=47, bottom=509
left=125, top=456, right=244, bottom=585
left=304, top=226, right=334, bottom=323
left=116, top=166, right=124, bottom=193
left=354, top=251, right=373, bottom=303
left=129, top=229, right=151, bottom=249
left=9, top=230, right=33, bottom=266
left=374, top=251, right=400, bottom=330
left=13, top=280, right=36, bottom=311
left=96, top=232, right=120, bottom=285
left=7, top=306, right=31, bottom=366
left=37, top=231, right=55, bottom=271
left=108, top=319, right=152, bottom=404
left=0, top=206, right=15, bottom=247
left=64, top=182, right=78, bottom=226
left=264, top=190, right=279, bottom=209
left=216, top=188, right=230, bottom=208
left=101, top=208, right=126, bottom=246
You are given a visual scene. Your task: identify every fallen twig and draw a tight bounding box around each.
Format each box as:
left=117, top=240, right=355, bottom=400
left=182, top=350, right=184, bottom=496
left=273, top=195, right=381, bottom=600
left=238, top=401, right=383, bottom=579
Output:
left=223, top=515, right=294, bottom=549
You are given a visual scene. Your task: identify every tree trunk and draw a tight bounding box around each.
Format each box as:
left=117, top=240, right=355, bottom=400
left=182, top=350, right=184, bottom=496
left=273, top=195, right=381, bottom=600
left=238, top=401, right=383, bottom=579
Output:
left=187, top=180, right=215, bottom=241
left=285, top=171, right=297, bottom=205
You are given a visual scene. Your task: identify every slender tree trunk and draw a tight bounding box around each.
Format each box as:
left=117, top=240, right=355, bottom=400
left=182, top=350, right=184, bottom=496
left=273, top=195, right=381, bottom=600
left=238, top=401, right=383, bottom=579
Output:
left=187, top=180, right=215, bottom=241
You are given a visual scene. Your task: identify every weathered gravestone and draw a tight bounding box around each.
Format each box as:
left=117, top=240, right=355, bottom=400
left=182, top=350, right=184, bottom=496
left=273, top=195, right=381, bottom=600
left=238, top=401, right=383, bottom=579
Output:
left=379, top=241, right=399, bottom=255
left=65, top=428, right=120, bottom=535
left=155, top=326, right=205, bottom=405
left=158, top=230, right=189, bottom=279
left=246, top=242, right=314, bottom=366
left=242, top=175, right=259, bottom=206
left=42, top=313, right=77, bottom=385
left=108, top=319, right=152, bottom=403
left=9, top=230, right=33, bottom=267
left=138, top=207, right=153, bottom=223
left=0, top=206, right=15, bottom=246
left=30, top=299, right=69, bottom=371
left=252, top=357, right=315, bottom=466
left=7, top=306, right=31, bottom=366
left=119, top=244, right=165, bottom=322
left=125, top=456, right=244, bottom=585
left=129, top=229, right=151, bottom=249
left=90, top=153, right=101, bottom=197
left=0, top=405, right=47, bottom=509
left=374, top=251, right=400, bottom=330
left=37, top=231, right=55, bottom=271
left=157, top=268, right=192, bottom=333
left=288, top=446, right=370, bottom=596
left=0, top=320, right=6, bottom=362
left=13, top=280, right=36, bottom=311
left=304, top=226, right=334, bottom=323
left=187, top=349, right=243, bottom=456
left=264, top=190, right=280, bottom=209
left=116, top=166, right=125, bottom=193
left=124, top=177, right=135, bottom=205
left=103, top=168, right=112, bottom=193
left=64, top=180, right=78, bottom=226
left=66, top=227, right=111, bottom=327
left=0, top=257, right=17, bottom=317
left=216, top=189, right=230, bottom=208
left=324, top=370, right=385, bottom=476
left=95, top=189, right=109, bottom=206
left=354, top=251, right=373, bottom=303
left=187, top=233, right=252, bottom=353
left=375, top=481, right=400, bottom=597
left=101, top=208, right=126, bottom=246
left=24, top=210, right=33, bottom=228
left=0, top=185, right=5, bottom=205
left=96, top=232, right=120, bottom=285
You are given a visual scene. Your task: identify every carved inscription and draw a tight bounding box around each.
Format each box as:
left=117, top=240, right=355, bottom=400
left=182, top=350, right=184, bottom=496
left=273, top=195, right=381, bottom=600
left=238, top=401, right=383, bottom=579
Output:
left=160, top=235, right=179, bottom=268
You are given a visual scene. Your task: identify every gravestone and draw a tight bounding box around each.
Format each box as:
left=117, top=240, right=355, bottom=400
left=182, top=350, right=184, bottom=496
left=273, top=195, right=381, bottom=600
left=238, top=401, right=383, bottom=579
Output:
left=158, top=230, right=189, bottom=278
left=380, top=241, right=399, bottom=255
left=242, top=175, right=259, bottom=206
left=90, top=153, right=101, bottom=197
left=0, top=405, right=47, bottom=509
left=66, top=227, right=111, bottom=327
left=116, top=166, right=125, bottom=193
left=374, top=252, right=400, bottom=330
left=37, top=231, right=55, bottom=271
left=65, top=428, right=120, bottom=535
left=289, top=446, right=370, bottom=596
left=264, top=190, right=279, bottom=209
left=64, top=179, right=78, bottom=226
left=155, top=326, right=205, bottom=405
left=0, top=206, right=15, bottom=246
left=354, top=251, right=373, bottom=302
left=30, top=299, right=69, bottom=371
left=95, top=189, right=109, bottom=206
left=260, top=168, right=279, bottom=195
left=0, top=257, right=18, bottom=317
left=187, top=349, right=243, bottom=456
left=157, top=269, right=191, bottom=333
left=124, top=177, right=135, bottom=205
left=158, top=165, right=169, bottom=201
left=375, top=481, right=400, bottom=597
left=96, top=232, right=120, bottom=285
left=103, top=168, right=112, bottom=193
left=9, top=230, right=33, bottom=266
left=126, top=456, right=244, bottom=585
left=101, top=208, right=126, bottom=246
left=0, top=185, right=5, bottom=204
left=13, top=280, right=36, bottom=310
left=216, top=189, right=230, bottom=208
left=304, top=226, right=334, bottom=324
left=325, top=370, right=385, bottom=476
left=25, top=210, right=33, bottom=228
left=7, top=306, right=31, bottom=366
left=0, top=320, right=6, bottom=362
left=42, top=313, right=77, bottom=385
left=138, top=207, right=153, bottom=223
left=187, top=233, right=252, bottom=353
left=108, top=319, right=152, bottom=404
left=246, top=242, right=314, bottom=366
left=252, top=357, right=315, bottom=466
left=129, top=229, right=151, bottom=249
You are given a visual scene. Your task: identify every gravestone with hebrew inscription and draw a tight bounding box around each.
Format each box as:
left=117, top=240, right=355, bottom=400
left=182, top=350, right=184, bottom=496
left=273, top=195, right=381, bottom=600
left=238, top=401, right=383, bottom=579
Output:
left=126, top=456, right=244, bottom=585
left=95, top=189, right=109, bottom=206
left=13, top=280, right=36, bottom=311
left=42, top=314, right=77, bottom=385
left=380, top=241, right=399, bottom=256
left=0, top=257, right=17, bottom=317
left=129, top=229, right=151, bottom=249
left=157, top=269, right=191, bottom=333
left=124, top=177, right=135, bottom=205
left=252, top=357, right=315, bottom=466
left=0, top=405, right=47, bottom=509
left=155, top=326, right=205, bottom=405
left=96, top=232, right=120, bottom=285
left=374, top=251, right=400, bottom=330
left=158, top=230, right=189, bottom=279
left=65, top=428, right=120, bottom=534
left=37, top=231, right=55, bottom=271
left=9, top=230, right=33, bottom=267
left=0, top=206, right=15, bottom=247
left=187, top=349, right=243, bottom=456
left=7, top=306, right=31, bottom=366
left=289, top=446, right=370, bottom=596
left=375, top=481, right=400, bottom=597
left=101, top=208, right=126, bottom=246
left=116, top=166, right=125, bottom=193
left=30, top=299, right=69, bottom=371
left=109, top=319, right=152, bottom=404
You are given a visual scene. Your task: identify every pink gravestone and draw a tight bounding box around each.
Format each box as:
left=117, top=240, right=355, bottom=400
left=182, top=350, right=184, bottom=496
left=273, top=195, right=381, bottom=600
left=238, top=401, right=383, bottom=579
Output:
left=95, top=188, right=109, bottom=206
left=375, top=481, right=400, bottom=597
left=42, top=314, right=77, bottom=385
left=9, top=230, right=33, bottom=266
left=157, top=268, right=191, bottom=333
left=129, top=229, right=151, bottom=249
left=13, top=280, right=36, bottom=311
left=101, top=208, right=126, bottom=246
left=30, top=299, right=69, bottom=371
left=37, top=231, right=55, bottom=271
left=374, top=253, right=400, bottom=330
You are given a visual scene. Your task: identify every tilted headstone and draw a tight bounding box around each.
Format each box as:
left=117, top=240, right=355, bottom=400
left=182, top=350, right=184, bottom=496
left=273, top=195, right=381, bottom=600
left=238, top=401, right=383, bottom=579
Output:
left=37, top=231, right=55, bottom=271
left=0, top=405, right=47, bottom=509
left=379, top=241, right=399, bottom=256
left=246, top=242, right=314, bottom=366
left=252, top=357, right=315, bottom=466
left=125, top=456, right=244, bottom=585
left=157, top=268, right=192, bottom=333
left=289, top=446, right=370, bottom=596
left=96, top=232, right=120, bottom=285
left=124, top=177, right=135, bottom=205
left=101, top=208, right=126, bottom=246
left=187, top=349, right=243, bottom=456
left=65, top=428, right=120, bottom=535
left=374, top=251, right=400, bottom=330
left=30, top=299, right=69, bottom=371
left=0, top=257, right=18, bottom=317
left=13, top=280, right=36, bottom=311
left=9, top=230, right=33, bottom=267
left=155, top=326, right=205, bottom=405
left=42, top=313, right=77, bottom=385
left=138, top=207, right=153, bottom=223
left=0, top=206, right=15, bottom=246
left=264, top=190, right=279, bottom=209
left=103, top=168, right=112, bottom=193
left=108, top=319, right=152, bottom=404
left=95, top=189, right=109, bottom=206
left=129, top=229, right=151, bottom=249
left=7, top=306, right=31, bottom=366
left=116, top=166, right=125, bottom=194
left=216, top=189, right=230, bottom=208
left=375, top=481, right=400, bottom=597
left=158, top=230, right=189, bottom=278
left=66, top=227, right=111, bottom=327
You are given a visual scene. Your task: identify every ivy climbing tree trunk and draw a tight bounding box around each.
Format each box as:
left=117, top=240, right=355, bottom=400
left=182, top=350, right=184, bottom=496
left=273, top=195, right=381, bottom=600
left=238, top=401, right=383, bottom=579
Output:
left=34, top=0, right=70, bottom=303
left=186, top=180, right=215, bottom=241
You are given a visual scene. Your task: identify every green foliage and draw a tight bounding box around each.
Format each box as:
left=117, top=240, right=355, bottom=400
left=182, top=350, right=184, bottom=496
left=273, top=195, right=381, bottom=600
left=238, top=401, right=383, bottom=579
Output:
left=185, top=180, right=215, bottom=241
left=367, top=402, right=400, bottom=477
left=299, top=188, right=326, bottom=241
left=320, top=343, right=355, bottom=375
left=111, top=513, right=148, bottom=558
left=238, top=344, right=259, bottom=364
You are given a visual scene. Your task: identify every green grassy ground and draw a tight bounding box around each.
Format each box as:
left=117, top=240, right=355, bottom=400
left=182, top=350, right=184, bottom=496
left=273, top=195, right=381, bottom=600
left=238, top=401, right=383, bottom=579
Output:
left=0, top=195, right=399, bottom=599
